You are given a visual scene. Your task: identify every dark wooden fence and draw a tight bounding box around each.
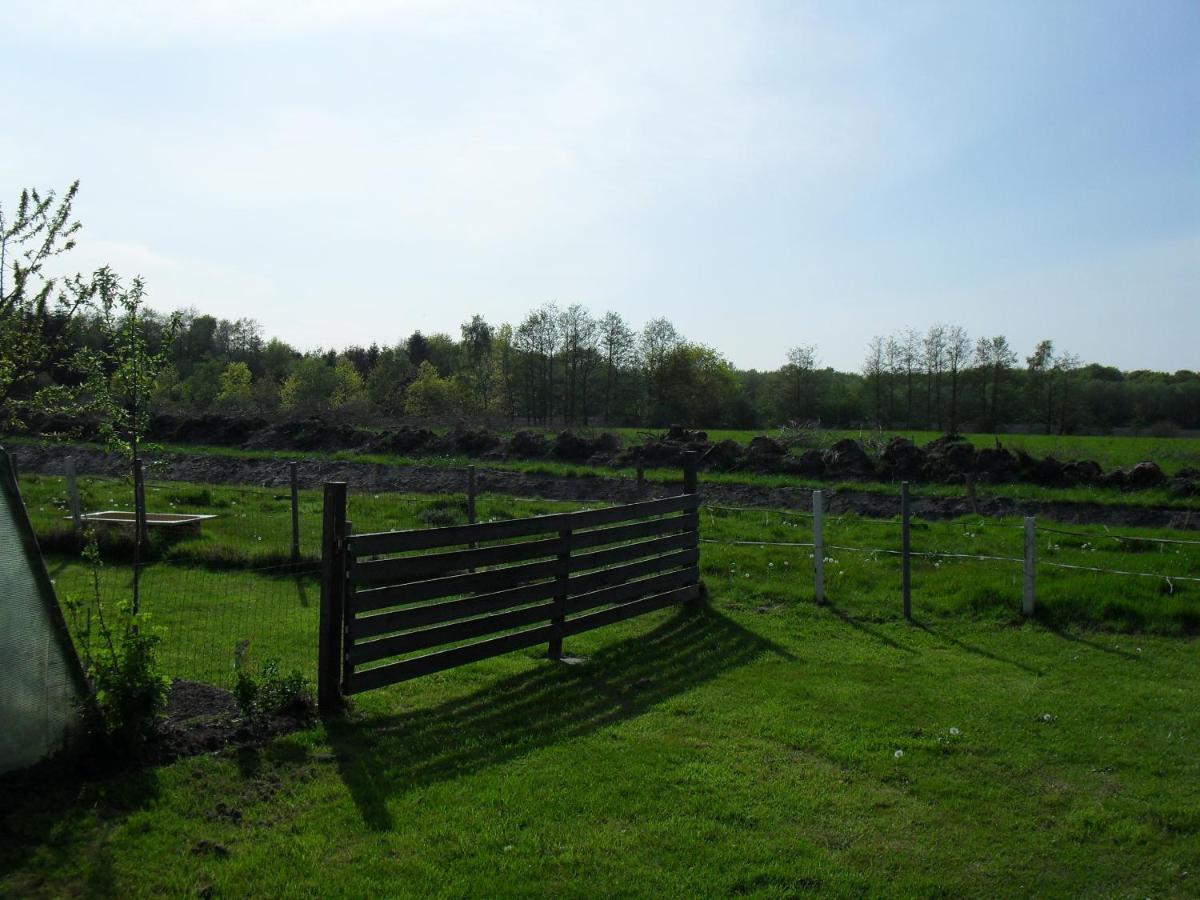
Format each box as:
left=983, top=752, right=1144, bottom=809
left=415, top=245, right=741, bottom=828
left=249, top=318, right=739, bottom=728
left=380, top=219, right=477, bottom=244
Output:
left=318, top=459, right=700, bottom=710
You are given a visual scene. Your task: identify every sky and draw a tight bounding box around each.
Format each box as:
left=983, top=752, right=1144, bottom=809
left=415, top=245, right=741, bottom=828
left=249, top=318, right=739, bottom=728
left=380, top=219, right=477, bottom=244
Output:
left=1, top=0, right=1196, bottom=372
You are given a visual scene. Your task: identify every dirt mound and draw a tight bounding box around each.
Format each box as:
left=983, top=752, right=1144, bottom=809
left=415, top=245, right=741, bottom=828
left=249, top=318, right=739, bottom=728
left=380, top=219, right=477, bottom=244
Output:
left=881, top=437, right=925, bottom=478
left=452, top=426, right=501, bottom=456
left=366, top=425, right=436, bottom=455
left=509, top=431, right=550, bottom=458
left=823, top=438, right=876, bottom=477
left=244, top=418, right=372, bottom=453
left=149, top=413, right=267, bottom=447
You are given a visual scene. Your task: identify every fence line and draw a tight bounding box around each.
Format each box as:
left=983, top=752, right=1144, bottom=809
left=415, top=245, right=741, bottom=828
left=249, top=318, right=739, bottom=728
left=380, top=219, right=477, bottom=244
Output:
left=1037, top=525, right=1200, bottom=547
left=701, top=481, right=1198, bottom=618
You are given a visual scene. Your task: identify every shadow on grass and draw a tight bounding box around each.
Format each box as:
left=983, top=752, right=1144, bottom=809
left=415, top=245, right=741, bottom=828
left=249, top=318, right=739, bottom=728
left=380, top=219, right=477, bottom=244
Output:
left=910, top=620, right=1045, bottom=676
left=0, top=762, right=160, bottom=889
left=327, top=604, right=789, bottom=831
left=821, top=601, right=917, bottom=654
left=1042, top=623, right=1142, bottom=661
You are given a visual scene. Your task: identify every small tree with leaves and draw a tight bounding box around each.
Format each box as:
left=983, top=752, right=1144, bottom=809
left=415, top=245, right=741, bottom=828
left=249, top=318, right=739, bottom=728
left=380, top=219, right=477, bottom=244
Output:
left=0, top=182, right=95, bottom=427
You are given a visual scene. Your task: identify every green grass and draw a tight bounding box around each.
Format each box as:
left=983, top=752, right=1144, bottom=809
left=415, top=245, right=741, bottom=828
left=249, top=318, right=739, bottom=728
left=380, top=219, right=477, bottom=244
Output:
left=4, top=599, right=1198, bottom=896
left=5, top=472, right=1200, bottom=895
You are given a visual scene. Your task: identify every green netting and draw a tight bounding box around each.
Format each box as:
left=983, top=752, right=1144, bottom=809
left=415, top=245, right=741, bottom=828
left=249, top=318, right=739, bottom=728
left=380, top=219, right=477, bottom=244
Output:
left=0, top=449, right=86, bottom=774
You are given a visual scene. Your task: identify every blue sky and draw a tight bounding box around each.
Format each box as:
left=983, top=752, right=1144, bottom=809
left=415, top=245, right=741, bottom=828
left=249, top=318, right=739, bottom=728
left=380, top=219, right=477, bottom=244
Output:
left=1, top=1, right=1196, bottom=371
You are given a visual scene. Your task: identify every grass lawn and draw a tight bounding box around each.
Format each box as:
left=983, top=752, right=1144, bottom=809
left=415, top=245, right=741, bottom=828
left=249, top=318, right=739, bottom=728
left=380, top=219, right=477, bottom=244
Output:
left=3, top=597, right=1198, bottom=896
left=4, top=475, right=1199, bottom=896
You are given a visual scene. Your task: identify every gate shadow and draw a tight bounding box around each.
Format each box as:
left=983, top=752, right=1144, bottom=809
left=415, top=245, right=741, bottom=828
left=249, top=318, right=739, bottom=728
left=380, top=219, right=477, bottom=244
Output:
left=327, top=605, right=791, bottom=830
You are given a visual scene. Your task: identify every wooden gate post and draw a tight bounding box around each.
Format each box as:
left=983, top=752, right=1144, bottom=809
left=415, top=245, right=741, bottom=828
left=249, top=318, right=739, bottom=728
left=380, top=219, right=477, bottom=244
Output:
left=319, top=482, right=348, bottom=713
left=548, top=528, right=571, bottom=660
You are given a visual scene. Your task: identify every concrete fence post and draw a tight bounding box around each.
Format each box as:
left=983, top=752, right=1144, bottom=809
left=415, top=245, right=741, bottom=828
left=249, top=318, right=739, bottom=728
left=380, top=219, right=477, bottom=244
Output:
left=1023, top=517, right=1037, bottom=617
left=812, top=490, right=825, bottom=604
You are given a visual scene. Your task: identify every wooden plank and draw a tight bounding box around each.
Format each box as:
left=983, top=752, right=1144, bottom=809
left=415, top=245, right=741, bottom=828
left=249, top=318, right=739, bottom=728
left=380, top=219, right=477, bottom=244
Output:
left=351, top=493, right=698, bottom=556
left=350, top=536, right=566, bottom=586
left=350, top=578, right=561, bottom=638
left=561, top=584, right=700, bottom=637
left=570, top=512, right=691, bottom=551
left=564, top=493, right=699, bottom=530
left=353, top=558, right=559, bottom=612
left=348, top=624, right=556, bottom=693
left=566, top=547, right=698, bottom=597
left=349, top=600, right=557, bottom=664
left=569, top=531, right=695, bottom=573
left=567, top=565, right=699, bottom=614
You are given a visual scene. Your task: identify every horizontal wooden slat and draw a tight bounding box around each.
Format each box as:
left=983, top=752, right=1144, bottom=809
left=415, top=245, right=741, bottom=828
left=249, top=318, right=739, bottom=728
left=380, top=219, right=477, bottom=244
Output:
left=350, top=493, right=698, bottom=556
left=567, top=547, right=698, bottom=596
left=565, top=494, right=699, bottom=530
left=351, top=536, right=565, bottom=586
left=571, top=512, right=692, bottom=551
left=348, top=624, right=556, bottom=693
left=350, top=600, right=557, bottom=664
left=353, top=558, right=558, bottom=612
left=567, top=566, right=699, bottom=615
left=350, top=578, right=561, bottom=638
left=569, top=531, right=695, bottom=573
left=562, top=584, right=700, bottom=637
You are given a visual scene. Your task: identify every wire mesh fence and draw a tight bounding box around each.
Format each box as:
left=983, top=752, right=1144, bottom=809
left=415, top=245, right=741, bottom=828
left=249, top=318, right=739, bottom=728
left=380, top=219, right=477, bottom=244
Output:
left=16, top=459, right=612, bottom=689
left=12, top=457, right=1200, bottom=689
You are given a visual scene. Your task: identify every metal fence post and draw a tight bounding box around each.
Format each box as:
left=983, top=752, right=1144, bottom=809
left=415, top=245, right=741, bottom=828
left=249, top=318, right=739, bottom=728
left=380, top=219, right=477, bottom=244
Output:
left=812, top=490, right=825, bottom=604
left=290, top=461, right=301, bottom=562
left=1023, top=516, right=1037, bottom=617
left=636, top=463, right=646, bottom=499
left=66, top=457, right=82, bottom=532
left=319, top=481, right=348, bottom=713
left=901, top=481, right=912, bottom=620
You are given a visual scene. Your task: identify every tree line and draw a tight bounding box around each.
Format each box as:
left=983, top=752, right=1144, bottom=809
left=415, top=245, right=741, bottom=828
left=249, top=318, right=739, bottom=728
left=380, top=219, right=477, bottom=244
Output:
left=4, top=183, right=1198, bottom=435
left=15, top=304, right=1195, bottom=434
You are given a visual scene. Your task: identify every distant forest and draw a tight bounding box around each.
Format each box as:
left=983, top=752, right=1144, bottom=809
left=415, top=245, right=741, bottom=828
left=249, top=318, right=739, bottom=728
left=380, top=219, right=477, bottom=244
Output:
left=20, top=304, right=1200, bottom=434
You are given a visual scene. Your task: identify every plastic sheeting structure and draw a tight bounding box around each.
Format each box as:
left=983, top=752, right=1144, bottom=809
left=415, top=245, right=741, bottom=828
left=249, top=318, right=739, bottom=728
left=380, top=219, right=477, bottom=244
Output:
left=0, top=447, right=88, bottom=774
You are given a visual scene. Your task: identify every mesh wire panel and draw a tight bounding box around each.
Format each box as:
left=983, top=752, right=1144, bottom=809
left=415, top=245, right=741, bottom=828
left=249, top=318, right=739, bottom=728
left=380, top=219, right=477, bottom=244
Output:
left=0, top=451, right=85, bottom=774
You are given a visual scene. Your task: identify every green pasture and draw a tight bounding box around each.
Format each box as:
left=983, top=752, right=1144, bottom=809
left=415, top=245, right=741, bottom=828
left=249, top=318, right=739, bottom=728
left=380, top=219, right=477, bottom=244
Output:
left=14, top=472, right=1200, bottom=696
left=4, top=473, right=1200, bottom=896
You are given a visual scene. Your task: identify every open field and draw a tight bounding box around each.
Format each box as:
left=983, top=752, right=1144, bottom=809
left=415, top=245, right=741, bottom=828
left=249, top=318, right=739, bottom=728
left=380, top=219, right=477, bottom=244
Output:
left=5, top=467, right=1199, bottom=896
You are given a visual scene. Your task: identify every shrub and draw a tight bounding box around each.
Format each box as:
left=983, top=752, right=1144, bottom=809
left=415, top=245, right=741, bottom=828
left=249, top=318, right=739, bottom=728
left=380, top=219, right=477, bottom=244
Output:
left=65, top=541, right=170, bottom=748
left=234, top=653, right=312, bottom=724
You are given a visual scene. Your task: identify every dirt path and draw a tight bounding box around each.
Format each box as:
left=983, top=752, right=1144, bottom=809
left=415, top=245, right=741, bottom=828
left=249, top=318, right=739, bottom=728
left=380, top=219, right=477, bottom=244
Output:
left=11, top=442, right=1199, bottom=531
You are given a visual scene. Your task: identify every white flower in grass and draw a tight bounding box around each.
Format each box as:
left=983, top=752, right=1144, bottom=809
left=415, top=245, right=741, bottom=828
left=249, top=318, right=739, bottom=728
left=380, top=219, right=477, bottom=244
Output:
left=949, top=727, right=960, bottom=736
left=767, top=562, right=774, bottom=568
left=783, top=561, right=790, bottom=567
left=744, top=573, right=751, bottom=579
left=894, top=750, right=904, bottom=759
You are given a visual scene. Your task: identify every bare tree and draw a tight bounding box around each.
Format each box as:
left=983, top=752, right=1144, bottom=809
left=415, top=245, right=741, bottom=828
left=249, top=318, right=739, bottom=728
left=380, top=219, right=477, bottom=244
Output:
left=598, top=310, right=635, bottom=424
left=923, top=324, right=947, bottom=429
left=945, top=325, right=971, bottom=434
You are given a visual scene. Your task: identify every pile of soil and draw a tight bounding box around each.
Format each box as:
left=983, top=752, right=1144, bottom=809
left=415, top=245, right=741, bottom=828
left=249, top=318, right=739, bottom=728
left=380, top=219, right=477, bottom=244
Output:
left=10, top=410, right=1196, bottom=495
left=13, top=441, right=1199, bottom=531
left=151, top=679, right=314, bottom=766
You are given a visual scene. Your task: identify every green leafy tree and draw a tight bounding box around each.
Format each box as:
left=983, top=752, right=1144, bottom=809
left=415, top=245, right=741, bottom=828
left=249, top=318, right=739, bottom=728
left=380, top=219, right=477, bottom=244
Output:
left=405, top=360, right=456, bottom=416
left=0, top=181, right=95, bottom=426
left=216, top=361, right=254, bottom=408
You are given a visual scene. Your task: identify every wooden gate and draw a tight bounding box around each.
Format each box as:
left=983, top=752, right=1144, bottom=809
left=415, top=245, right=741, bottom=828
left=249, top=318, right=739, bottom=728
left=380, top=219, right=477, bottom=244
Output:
left=317, top=462, right=700, bottom=710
